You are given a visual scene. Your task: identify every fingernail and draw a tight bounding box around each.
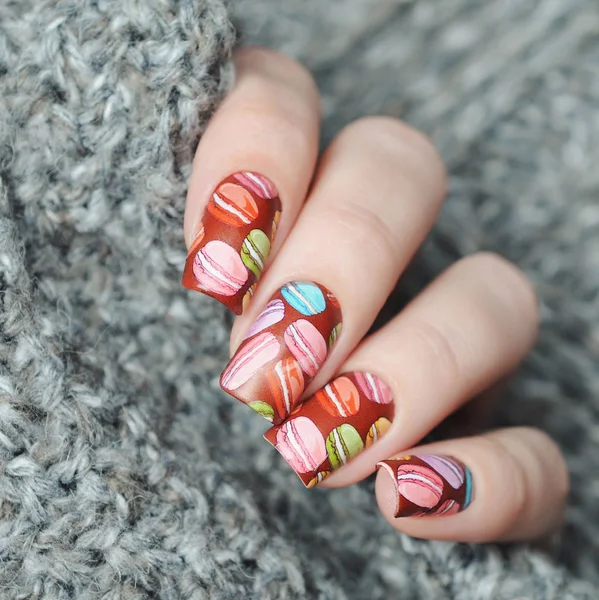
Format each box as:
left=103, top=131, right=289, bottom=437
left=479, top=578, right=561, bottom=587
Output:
left=220, top=281, right=342, bottom=423
left=377, top=455, right=473, bottom=518
left=182, top=171, right=281, bottom=315
left=264, top=372, right=394, bottom=487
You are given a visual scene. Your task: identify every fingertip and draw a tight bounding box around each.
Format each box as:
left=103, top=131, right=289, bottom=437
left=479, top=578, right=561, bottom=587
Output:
left=375, top=461, right=400, bottom=519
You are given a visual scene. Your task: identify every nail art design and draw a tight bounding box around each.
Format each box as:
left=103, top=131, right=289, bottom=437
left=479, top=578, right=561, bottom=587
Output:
left=264, top=372, right=394, bottom=486
left=220, top=281, right=342, bottom=424
left=182, top=171, right=281, bottom=314
left=377, top=455, right=473, bottom=518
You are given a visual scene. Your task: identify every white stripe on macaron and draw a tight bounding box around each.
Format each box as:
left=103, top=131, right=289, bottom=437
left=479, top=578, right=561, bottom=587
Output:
left=196, top=252, right=241, bottom=291
left=244, top=238, right=264, bottom=269
left=213, top=192, right=251, bottom=224
left=243, top=172, right=270, bottom=197
left=289, top=324, right=319, bottom=372
left=275, top=361, right=291, bottom=414
left=396, top=472, right=443, bottom=495
left=324, top=384, right=348, bottom=417
left=286, top=283, right=319, bottom=314
left=286, top=423, right=314, bottom=471
left=332, top=428, right=348, bottom=464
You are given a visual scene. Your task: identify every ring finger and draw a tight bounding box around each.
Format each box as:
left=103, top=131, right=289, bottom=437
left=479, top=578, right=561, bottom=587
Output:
left=182, top=48, right=321, bottom=314
left=263, top=253, right=538, bottom=488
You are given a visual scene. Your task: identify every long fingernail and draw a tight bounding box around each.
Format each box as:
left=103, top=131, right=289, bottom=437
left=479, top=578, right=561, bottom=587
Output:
left=377, top=455, right=473, bottom=517
left=220, top=281, right=342, bottom=423
left=182, top=172, right=281, bottom=315
left=264, top=372, right=394, bottom=487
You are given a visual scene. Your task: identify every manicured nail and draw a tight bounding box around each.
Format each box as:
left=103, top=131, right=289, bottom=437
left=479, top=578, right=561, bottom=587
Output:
left=264, top=372, right=394, bottom=487
left=377, top=455, right=473, bottom=517
left=182, top=171, right=281, bottom=315
left=220, top=281, right=342, bottom=424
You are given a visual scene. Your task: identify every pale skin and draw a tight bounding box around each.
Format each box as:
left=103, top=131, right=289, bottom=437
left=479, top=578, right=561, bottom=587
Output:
left=184, top=48, right=569, bottom=542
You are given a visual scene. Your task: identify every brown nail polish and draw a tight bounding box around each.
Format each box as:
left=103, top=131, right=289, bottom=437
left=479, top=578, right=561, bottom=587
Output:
left=264, top=372, right=395, bottom=487
left=377, top=455, right=473, bottom=517
left=220, top=281, right=342, bottom=424
left=182, top=171, right=281, bottom=315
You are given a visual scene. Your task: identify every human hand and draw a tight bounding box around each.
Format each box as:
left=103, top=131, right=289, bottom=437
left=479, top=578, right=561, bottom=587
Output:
left=182, top=48, right=568, bottom=542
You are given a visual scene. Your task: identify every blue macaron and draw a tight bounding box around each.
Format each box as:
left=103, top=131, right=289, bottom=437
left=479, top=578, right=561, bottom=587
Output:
left=281, top=281, right=326, bottom=315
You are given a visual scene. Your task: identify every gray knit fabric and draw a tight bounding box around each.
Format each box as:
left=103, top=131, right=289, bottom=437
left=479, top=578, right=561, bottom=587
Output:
left=1, top=0, right=598, bottom=598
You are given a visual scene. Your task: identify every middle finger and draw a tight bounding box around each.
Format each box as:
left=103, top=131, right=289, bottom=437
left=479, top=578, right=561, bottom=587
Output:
left=221, top=117, right=446, bottom=424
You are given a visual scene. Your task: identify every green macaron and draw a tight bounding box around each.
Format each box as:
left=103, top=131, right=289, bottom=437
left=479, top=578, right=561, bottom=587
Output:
left=326, top=424, right=364, bottom=470
left=241, top=229, right=270, bottom=278
left=248, top=400, right=274, bottom=422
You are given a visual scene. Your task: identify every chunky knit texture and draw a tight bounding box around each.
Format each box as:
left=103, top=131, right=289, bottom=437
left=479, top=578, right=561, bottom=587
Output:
left=1, top=0, right=598, bottom=598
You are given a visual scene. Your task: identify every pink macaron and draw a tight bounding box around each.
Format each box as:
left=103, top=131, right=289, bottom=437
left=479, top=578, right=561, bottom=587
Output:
left=354, top=372, right=393, bottom=405
left=396, top=464, right=444, bottom=509
left=275, top=416, right=327, bottom=474
left=284, top=319, right=327, bottom=377
left=244, top=299, right=285, bottom=339
left=221, top=332, right=280, bottom=391
left=193, top=240, right=248, bottom=297
left=429, top=499, right=460, bottom=516
left=233, top=171, right=278, bottom=200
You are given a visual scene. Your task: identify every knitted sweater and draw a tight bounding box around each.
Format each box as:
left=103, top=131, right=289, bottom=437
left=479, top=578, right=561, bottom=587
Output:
left=0, top=0, right=598, bottom=598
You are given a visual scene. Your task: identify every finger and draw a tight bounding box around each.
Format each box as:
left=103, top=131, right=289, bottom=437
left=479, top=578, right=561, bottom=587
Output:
left=375, top=427, right=569, bottom=542
left=262, top=253, right=538, bottom=487
left=221, top=118, right=446, bottom=424
left=182, top=48, right=320, bottom=314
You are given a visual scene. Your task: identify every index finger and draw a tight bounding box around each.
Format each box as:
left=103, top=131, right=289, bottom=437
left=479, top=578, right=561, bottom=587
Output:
left=182, top=48, right=321, bottom=314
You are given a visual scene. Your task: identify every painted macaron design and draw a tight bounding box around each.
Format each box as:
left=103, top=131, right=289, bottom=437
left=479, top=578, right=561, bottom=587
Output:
left=264, top=371, right=394, bottom=487
left=244, top=299, right=285, bottom=339
left=354, top=372, right=393, bottom=405
left=247, top=401, right=275, bottom=422
left=192, top=240, right=248, bottom=297
left=270, top=210, right=281, bottom=244
left=233, top=171, right=278, bottom=199
left=275, top=416, right=327, bottom=474
left=281, top=282, right=327, bottom=316
left=182, top=171, right=281, bottom=314
left=221, top=281, right=342, bottom=424
left=326, top=424, right=364, bottom=470
left=365, top=416, right=392, bottom=447
left=328, top=323, right=342, bottom=349
left=208, top=182, right=259, bottom=227
left=315, top=377, right=360, bottom=417
left=220, top=332, right=280, bottom=391
left=241, top=229, right=271, bottom=278
left=266, top=358, right=305, bottom=421
left=396, top=464, right=444, bottom=508
left=284, top=320, right=327, bottom=377
left=242, top=283, right=257, bottom=312
left=431, top=499, right=460, bottom=516
left=417, top=455, right=465, bottom=489
left=307, top=471, right=331, bottom=489
left=376, top=455, right=473, bottom=518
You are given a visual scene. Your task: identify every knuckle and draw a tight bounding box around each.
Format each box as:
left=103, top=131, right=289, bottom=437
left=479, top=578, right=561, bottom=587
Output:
left=406, top=319, right=463, bottom=385
left=341, top=116, right=446, bottom=175
left=460, top=253, right=539, bottom=329
left=325, top=202, right=401, bottom=271
left=482, top=434, right=529, bottom=530
left=518, top=427, right=570, bottom=505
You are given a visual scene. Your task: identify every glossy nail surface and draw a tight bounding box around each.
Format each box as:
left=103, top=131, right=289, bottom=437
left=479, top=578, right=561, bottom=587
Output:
left=377, top=455, right=473, bottom=518
left=264, top=372, right=394, bottom=487
left=220, top=281, right=342, bottom=423
left=182, top=171, right=281, bottom=314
